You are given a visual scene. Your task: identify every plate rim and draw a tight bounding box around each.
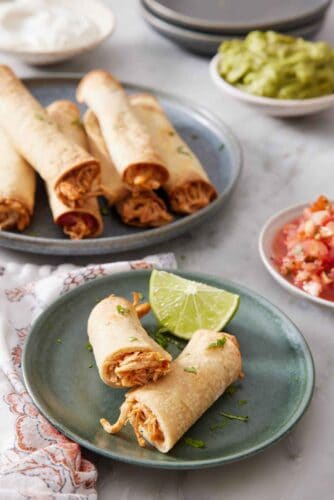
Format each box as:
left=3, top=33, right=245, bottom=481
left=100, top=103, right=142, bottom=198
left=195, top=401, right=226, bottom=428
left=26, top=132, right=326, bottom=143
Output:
left=0, top=74, right=242, bottom=256
left=259, top=202, right=334, bottom=309
left=22, top=269, right=315, bottom=470
left=143, top=0, right=331, bottom=33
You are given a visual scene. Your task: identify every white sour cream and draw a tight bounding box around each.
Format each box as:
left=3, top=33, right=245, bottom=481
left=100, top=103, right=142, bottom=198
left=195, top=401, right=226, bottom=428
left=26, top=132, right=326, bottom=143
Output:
left=0, top=0, right=100, bottom=51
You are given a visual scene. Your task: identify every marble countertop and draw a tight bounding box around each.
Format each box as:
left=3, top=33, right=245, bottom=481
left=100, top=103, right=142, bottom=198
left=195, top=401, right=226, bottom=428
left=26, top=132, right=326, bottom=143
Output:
left=1, top=1, right=334, bottom=498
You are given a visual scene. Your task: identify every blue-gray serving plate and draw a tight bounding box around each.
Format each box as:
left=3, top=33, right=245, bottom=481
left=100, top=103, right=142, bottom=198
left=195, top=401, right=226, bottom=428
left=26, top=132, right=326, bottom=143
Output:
left=0, top=75, right=241, bottom=255
left=22, top=270, right=315, bottom=469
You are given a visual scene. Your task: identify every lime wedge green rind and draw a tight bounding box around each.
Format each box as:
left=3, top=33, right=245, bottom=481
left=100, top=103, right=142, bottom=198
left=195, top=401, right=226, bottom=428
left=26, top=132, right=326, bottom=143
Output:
left=149, top=270, right=240, bottom=340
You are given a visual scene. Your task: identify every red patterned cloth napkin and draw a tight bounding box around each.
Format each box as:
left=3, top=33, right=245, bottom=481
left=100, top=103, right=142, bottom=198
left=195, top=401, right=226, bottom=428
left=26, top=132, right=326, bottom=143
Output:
left=0, top=254, right=176, bottom=499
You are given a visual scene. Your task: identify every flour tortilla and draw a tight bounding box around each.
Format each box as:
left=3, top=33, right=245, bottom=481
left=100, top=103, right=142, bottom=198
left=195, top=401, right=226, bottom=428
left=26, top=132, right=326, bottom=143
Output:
left=107, top=330, right=242, bottom=452
left=77, top=70, right=169, bottom=190
left=0, top=127, right=35, bottom=231
left=88, top=295, right=172, bottom=388
left=83, top=110, right=173, bottom=227
left=130, top=93, right=217, bottom=214
left=0, top=65, right=100, bottom=207
left=46, top=101, right=103, bottom=239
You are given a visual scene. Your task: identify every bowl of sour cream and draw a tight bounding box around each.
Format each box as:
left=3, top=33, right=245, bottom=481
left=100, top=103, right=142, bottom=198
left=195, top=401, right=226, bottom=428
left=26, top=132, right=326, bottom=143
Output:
left=0, top=0, right=115, bottom=65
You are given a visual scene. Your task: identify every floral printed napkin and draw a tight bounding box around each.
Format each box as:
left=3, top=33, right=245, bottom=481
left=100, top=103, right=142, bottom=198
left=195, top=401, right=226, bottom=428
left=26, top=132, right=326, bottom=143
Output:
left=0, top=253, right=176, bottom=499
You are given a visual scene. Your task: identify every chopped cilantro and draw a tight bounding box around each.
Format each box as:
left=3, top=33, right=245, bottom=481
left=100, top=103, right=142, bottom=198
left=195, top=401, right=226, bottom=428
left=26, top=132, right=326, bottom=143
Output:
left=220, top=411, right=248, bottom=422
left=208, top=336, right=226, bottom=349
left=154, top=328, right=169, bottom=349
left=88, top=364, right=93, bottom=368
left=184, top=437, right=205, bottom=448
left=86, top=342, right=93, bottom=352
left=218, top=143, right=225, bottom=151
left=72, top=117, right=83, bottom=129
left=117, top=304, right=129, bottom=315
left=138, top=292, right=144, bottom=300
left=238, top=399, right=248, bottom=406
left=56, top=338, right=62, bottom=344
left=177, top=145, right=191, bottom=157
left=225, top=384, right=238, bottom=396
left=100, top=207, right=109, bottom=216
left=184, top=366, right=197, bottom=374
left=210, top=420, right=228, bottom=431
left=129, top=336, right=138, bottom=342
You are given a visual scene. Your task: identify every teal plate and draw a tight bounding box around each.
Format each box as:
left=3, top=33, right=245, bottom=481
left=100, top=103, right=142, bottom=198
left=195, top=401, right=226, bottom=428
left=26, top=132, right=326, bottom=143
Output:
left=22, top=270, right=314, bottom=469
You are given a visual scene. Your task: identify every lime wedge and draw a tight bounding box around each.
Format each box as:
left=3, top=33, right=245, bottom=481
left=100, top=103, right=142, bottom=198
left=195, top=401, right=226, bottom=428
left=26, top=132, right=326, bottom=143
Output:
left=149, top=270, right=240, bottom=340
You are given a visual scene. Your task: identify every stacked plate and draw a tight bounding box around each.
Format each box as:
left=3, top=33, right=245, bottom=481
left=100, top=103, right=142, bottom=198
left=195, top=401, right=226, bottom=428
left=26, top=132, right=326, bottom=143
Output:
left=140, top=0, right=332, bottom=55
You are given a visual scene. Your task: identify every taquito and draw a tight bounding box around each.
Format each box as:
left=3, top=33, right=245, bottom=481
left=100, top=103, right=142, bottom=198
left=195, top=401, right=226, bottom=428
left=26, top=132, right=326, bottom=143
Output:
left=46, top=101, right=103, bottom=239
left=76, top=70, right=169, bottom=190
left=88, top=294, right=172, bottom=388
left=83, top=110, right=173, bottom=227
left=101, top=330, right=242, bottom=453
left=130, top=94, right=217, bottom=214
left=0, top=65, right=100, bottom=207
left=0, top=127, right=35, bottom=231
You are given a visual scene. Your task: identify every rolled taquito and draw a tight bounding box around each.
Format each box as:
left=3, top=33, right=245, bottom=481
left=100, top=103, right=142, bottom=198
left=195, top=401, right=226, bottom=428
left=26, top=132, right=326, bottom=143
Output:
left=0, top=65, right=100, bottom=207
left=88, top=294, right=172, bottom=388
left=0, top=127, right=36, bottom=231
left=46, top=101, right=103, bottom=239
left=130, top=94, right=217, bottom=214
left=101, top=330, right=242, bottom=453
left=83, top=110, right=173, bottom=227
left=76, top=70, right=169, bottom=190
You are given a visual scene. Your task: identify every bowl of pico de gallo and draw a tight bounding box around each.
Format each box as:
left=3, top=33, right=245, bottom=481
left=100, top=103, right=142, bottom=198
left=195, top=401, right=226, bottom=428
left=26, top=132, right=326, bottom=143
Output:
left=259, top=195, right=334, bottom=308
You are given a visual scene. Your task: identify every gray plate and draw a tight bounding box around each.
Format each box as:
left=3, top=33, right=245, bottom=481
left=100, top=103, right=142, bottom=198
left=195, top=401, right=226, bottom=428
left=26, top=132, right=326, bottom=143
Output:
left=141, top=2, right=325, bottom=56
left=22, top=270, right=315, bottom=469
left=0, top=75, right=241, bottom=255
left=144, top=0, right=331, bottom=33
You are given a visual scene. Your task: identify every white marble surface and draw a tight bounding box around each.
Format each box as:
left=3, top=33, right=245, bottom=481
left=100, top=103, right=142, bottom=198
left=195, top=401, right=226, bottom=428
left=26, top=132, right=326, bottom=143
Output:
left=1, top=1, right=334, bottom=499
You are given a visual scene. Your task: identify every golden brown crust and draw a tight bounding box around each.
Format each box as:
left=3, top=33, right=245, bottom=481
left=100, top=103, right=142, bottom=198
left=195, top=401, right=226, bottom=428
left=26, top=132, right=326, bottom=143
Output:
left=130, top=93, right=217, bottom=214
left=76, top=70, right=169, bottom=190
left=0, top=65, right=100, bottom=207
left=46, top=100, right=103, bottom=238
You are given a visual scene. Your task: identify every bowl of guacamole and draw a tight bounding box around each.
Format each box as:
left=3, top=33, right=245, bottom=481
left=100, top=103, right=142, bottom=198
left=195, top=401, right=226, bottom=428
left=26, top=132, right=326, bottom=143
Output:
left=210, top=31, right=334, bottom=116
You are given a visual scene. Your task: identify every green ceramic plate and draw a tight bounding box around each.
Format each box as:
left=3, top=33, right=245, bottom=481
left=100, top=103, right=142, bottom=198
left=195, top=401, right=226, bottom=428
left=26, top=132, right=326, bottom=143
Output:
left=22, top=270, right=314, bottom=469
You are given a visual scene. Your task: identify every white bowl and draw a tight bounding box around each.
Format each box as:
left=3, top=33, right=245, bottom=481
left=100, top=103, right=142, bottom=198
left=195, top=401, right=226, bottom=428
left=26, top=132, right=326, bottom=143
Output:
left=259, top=202, right=334, bottom=308
left=0, top=0, right=115, bottom=65
left=210, top=54, right=334, bottom=117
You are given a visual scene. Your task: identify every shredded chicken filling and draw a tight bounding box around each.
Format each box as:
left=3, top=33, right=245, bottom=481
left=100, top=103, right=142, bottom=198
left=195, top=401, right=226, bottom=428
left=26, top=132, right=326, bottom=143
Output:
left=0, top=199, right=30, bottom=231
left=55, top=163, right=99, bottom=205
left=171, top=180, right=217, bottom=214
left=108, top=351, right=170, bottom=387
left=117, top=192, right=172, bottom=227
left=59, top=212, right=96, bottom=240
left=124, top=164, right=167, bottom=191
left=100, top=400, right=164, bottom=448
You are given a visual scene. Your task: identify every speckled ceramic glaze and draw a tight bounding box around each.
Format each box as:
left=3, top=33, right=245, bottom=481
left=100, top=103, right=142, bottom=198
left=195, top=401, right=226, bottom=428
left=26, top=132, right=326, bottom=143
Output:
left=0, top=75, right=241, bottom=255
left=22, top=270, right=314, bottom=469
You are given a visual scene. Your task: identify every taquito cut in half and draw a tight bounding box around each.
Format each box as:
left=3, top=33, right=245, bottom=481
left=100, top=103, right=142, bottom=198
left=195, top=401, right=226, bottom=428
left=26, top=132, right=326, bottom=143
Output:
left=88, top=294, right=172, bottom=388
left=130, top=94, right=217, bottom=214
left=0, top=127, right=36, bottom=231
left=0, top=65, right=100, bottom=207
left=46, top=101, right=103, bottom=239
left=76, top=70, right=169, bottom=190
left=101, top=330, right=242, bottom=453
left=83, top=110, right=173, bottom=227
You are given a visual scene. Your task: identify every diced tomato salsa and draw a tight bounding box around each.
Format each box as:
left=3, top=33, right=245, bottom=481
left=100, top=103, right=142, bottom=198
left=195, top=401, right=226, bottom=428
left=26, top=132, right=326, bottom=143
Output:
left=272, top=195, right=334, bottom=301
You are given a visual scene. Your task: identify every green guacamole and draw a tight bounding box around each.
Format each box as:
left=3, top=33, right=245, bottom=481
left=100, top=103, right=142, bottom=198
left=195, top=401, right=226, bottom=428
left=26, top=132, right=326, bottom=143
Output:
left=218, top=31, right=334, bottom=99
